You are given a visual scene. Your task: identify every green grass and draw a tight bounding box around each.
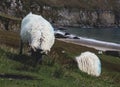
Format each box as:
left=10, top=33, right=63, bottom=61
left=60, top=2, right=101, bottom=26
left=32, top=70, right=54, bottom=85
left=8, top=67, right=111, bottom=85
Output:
left=0, top=30, right=120, bottom=87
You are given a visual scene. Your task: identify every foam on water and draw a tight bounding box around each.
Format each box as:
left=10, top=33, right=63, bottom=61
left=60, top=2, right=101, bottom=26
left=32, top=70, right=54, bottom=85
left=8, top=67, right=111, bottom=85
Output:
left=79, top=37, right=120, bottom=47
left=55, top=30, right=120, bottom=51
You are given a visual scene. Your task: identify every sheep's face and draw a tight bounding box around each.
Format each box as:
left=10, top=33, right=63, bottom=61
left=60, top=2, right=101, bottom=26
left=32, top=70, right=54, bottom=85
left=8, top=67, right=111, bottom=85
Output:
left=30, top=41, right=49, bottom=55
left=31, top=48, right=49, bottom=55
left=30, top=44, right=49, bottom=55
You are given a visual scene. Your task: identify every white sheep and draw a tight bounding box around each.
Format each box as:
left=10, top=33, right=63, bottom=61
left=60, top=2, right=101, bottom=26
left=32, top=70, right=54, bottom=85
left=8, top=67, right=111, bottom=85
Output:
left=75, top=51, right=101, bottom=77
left=19, top=12, right=55, bottom=56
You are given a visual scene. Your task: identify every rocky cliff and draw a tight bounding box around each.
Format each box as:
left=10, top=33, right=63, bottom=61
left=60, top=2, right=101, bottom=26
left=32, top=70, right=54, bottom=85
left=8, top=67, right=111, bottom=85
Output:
left=0, top=0, right=120, bottom=31
left=55, top=9, right=116, bottom=28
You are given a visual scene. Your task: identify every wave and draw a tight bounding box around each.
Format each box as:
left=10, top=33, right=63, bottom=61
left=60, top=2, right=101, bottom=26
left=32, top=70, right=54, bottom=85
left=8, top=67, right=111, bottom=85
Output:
left=54, top=30, right=120, bottom=51
left=79, top=37, right=120, bottom=51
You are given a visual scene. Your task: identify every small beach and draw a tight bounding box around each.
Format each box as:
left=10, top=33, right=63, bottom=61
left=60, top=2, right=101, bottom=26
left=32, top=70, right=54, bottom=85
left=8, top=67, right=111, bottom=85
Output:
left=57, top=38, right=120, bottom=52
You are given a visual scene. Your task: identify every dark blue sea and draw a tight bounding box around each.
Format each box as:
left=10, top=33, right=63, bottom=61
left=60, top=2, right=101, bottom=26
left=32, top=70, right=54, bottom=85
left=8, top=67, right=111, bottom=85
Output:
left=64, top=27, right=120, bottom=44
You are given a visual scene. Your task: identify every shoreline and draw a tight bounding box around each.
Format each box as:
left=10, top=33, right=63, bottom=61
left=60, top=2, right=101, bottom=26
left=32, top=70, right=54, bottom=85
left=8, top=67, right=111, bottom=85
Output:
left=57, top=38, right=120, bottom=52
left=53, top=24, right=120, bottom=29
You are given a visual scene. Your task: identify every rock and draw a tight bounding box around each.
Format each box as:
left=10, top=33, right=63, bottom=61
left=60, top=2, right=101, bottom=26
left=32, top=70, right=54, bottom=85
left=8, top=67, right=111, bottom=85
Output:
left=55, top=33, right=67, bottom=38
left=73, top=36, right=80, bottom=39
left=65, top=32, right=70, bottom=35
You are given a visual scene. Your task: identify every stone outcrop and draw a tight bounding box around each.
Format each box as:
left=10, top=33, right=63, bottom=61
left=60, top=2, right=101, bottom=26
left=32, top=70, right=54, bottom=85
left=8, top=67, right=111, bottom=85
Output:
left=55, top=9, right=117, bottom=27
left=0, top=0, right=120, bottom=31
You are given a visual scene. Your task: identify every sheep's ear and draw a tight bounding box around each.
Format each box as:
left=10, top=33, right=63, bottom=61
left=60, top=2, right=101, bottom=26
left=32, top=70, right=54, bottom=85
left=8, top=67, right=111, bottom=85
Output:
left=31, top=45, right=36, bottom=52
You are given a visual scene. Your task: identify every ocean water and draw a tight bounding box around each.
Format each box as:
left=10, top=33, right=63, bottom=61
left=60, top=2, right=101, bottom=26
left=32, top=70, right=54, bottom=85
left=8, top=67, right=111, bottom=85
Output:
left=64, top=27, right=120, bottom=44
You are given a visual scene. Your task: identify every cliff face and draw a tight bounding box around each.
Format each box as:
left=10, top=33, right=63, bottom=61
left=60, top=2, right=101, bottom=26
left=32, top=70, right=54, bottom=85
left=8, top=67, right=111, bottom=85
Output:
left=55, top=9, right=116, bottom=27
left=0, top=0, right=120, bottom=31
left=0, top=0, right=23, bottom=16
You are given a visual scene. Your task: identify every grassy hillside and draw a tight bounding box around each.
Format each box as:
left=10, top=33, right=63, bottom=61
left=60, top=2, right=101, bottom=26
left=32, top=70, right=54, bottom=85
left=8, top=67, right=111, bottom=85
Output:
left=0, top=30, right=120, bottom=87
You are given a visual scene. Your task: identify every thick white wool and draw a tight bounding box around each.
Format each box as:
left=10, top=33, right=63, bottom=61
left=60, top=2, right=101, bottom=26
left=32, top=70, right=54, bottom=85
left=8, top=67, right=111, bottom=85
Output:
left=76, top=51, right=101, bottom=77
left=20, top=12, right=55, bottom=53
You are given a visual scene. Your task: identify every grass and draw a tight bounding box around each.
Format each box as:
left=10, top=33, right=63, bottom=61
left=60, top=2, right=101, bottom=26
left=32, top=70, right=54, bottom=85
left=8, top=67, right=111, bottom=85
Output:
left=0, top=13, right=21, bottom=21
left=0, top=30, right=120, bottom=87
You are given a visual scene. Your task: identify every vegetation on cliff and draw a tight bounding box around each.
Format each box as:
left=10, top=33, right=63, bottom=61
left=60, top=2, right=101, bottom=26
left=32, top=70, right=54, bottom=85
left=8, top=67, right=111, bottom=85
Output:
left=0, top=0, right=120, bottom=17
left=0, top=0, right=120, bottom=28
left=21, top=0, right=120, bottom=10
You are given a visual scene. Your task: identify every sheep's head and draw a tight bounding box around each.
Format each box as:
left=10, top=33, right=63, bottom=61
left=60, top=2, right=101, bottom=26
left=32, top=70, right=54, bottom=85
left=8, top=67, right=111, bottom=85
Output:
left=30, top=47, right=49, bottom=55
left=30, top=44, right=49, bottom=55
left=29, top=37, right=51, bottom=55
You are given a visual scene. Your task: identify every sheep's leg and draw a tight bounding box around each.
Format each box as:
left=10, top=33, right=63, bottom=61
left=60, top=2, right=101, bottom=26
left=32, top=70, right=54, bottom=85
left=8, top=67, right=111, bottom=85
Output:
left=19, top=39, right=23, bottom=55
left=36, top=54, right=43, bottom=65
left=31, top=49, right=43, bottom=66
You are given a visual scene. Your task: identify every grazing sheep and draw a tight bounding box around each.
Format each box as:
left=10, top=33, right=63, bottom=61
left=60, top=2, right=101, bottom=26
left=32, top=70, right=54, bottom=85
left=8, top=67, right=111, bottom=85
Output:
left=19, top=12, right=55, bottom=62
left=75, top=51, right=101, bottom=77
